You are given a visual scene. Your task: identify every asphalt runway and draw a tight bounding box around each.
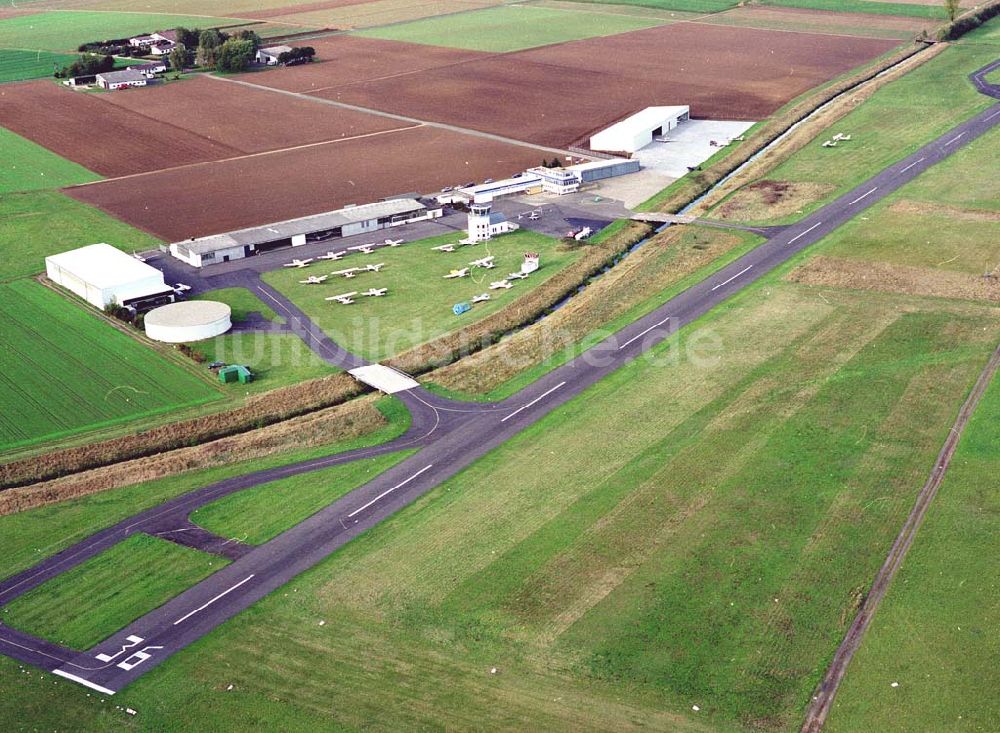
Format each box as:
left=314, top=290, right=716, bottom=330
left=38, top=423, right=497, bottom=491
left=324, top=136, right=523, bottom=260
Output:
left=1, top=62, right=997, bottom=697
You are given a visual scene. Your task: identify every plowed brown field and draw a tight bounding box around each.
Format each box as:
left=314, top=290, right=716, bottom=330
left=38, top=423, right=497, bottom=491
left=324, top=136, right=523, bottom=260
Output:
left=65, top=125, right=542, bottom=240
left=313, top=23, right=898, bottom=147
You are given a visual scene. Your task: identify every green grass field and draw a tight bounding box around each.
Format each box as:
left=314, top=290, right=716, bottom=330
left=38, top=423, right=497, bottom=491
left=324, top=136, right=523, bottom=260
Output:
left=188, top=332, right=337, bottom=392
left=262, top=229, right=580, bottom=362
left=0, top=128, right=100, bottom=195
left=0, top=279, right=221, bottom=451
left=354, top=4, right=667, bottom=52
left=762, top=0, right=946, bottom=19
left=960, top=13, right=1000, bottom=43
left=560, top=0, right=738, bottom=12
left=192, top=287, right=280, bottom=324
left=0, top=190, right=160, bottom=281
left=192, top=450, right=414, bottom=544
left=0, top=47, right=78, bottom=83
left=1, top=534, right=224, bottom=650
left=0, top=398, right=410, bottom=583
left=0, top=11, right=246, bottom=52
left=824, top=374, right=1000, bottom=733
left=709, top=44, right=998, bottom=225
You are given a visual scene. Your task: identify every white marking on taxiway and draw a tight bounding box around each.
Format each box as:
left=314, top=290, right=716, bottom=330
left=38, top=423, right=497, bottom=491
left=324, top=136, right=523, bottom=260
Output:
left=52, top=669, right=116, bottom=695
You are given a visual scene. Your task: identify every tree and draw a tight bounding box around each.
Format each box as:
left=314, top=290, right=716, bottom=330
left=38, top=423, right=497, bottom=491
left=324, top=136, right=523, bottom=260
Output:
left=216, top=37, right=254, bottom=73
left=230, top=28, right=261, bottom=50
left=55, top=53, right=115, bottom=78
left=174, top=26, right=201, bottom=48
left=276, top=46, right=316, bottom=65
left=944, top=0, right=960, bottom=21
left=168, top=43, right=188, bottom=73
left=196, top=28, right=223, bottom=67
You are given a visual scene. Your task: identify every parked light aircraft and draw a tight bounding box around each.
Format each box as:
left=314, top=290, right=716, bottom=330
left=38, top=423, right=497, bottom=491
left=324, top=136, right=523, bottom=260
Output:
left=471, top=293, right=490, bottom=303
left=469, top=256, right=495, bottom=269
left=283, top=258, right=314, bottom=268
left=444, top=268, right=470, bottom=279
left=362, top=288, right=387, bottom=297
left=317, top=251, right=345, bottom=261
left=365, top=263, right=385, bottom=272
left=384, top=238, right=404, bottom=246
left=432, top=244, right=457, bottom=253
left=331, top=268, right=361, bottom=278
left=489, top=280, right=513, bottom=290
left=325, top=291, right=357, bottom=305
left=507, top=272, right=529, bottom=280
left=299, top=275, right=329, bottom=284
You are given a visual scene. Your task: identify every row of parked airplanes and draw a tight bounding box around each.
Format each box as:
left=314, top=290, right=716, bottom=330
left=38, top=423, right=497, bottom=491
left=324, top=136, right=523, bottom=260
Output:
left=279, top=239, right=404, bottom=304
left=443, top=255, right=531, bottom=292
left=281, top=238, right=406, bottom=269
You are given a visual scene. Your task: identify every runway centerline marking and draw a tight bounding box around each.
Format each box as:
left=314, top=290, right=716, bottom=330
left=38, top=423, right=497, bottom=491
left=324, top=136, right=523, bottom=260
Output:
left=711, top=265, right=753, bottom=292
left=347, top=464, right=434, bottom=519
left=173, top=574, right=255, bottom=626
left=849, top=187, right=878, bottom=205
left=943, top=131, right=966, bottom=147
left=787, top=221, right=822, bottom=245
left=52, top=669, right=116, bottom=695
left=899, top=157, right=926, bottom=174
left=501, top=382, right=566, bottom=423
left=985, top=109, right=1000, bottom=122
left=618, top=316, right=671, bottom=351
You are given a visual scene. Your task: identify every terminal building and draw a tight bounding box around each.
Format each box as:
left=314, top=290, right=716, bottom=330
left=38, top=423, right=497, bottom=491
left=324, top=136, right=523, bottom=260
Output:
left=170, top=198, right=442, bottom=268
left=590, top=106, right=690, bottom=154
left=45, top=243, right=175, bottom=311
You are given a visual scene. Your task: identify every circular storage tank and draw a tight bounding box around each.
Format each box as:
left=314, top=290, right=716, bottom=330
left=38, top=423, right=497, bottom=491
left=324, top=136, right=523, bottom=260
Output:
left=145, top=300, right=231, bottom=343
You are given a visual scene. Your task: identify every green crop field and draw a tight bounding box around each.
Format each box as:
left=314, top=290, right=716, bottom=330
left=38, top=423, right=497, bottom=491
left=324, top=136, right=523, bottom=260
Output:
left=710, top=44, right=999, bottom=225
left=559, top=0, right=738, bottom=13
left=762, top=0, right=946, bottom=19
left=192, top=450, right=414, bottom=544
left=824, top=375, right=1000, bottom=733
left=355, top=4, right=667, bottom=52
left=0, top=47, right=78, bottom=83
left=0, top=128, right=100, bottom=195
left=0, top=11, right=246, bottom=52
left=0, top=279, right=221, bottom=451
left=263, top=229, right=580, bottom=362
left=1, top=534, right=225, bottom=650
left=0, top=190, right=160, bottom=281
left=0, top=398, right=410, bottom=583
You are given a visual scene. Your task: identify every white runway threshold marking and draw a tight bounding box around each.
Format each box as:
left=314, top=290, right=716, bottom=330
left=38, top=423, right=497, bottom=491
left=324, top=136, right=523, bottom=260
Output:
left=711, top=265, right=753, bottom=292
left=347, top=464, right=434, bottom=518
left=618, top=316, right=672, bottom=351
left=501, top=381, right=566, bottom=423
left=52, top=669, right=116, bottom=696
left=173, top=574, right=255, bottom=626
left=348, top=364, right=420, bottom=394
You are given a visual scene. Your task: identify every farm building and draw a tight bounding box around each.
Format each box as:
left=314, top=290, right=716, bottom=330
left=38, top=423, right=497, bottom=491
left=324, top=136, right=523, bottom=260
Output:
left=133, top=61, right=167, bottom=77
left=170, top=198, right=442, bottom=267
left=96, top=69, right=147, bottom=91
left=129, top=29, right=177, bottom=48
left=590, top=106, right=690, bottom=154
left=45, top=243, right=175, bottom=311
left=145, top=300, right=232, bottom=343
left=257, top=45, right=293, bottom=65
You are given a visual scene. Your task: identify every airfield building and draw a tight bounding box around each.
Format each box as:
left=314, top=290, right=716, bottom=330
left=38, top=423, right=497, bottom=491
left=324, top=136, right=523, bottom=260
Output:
left=170, top=198, right=442, bottom=268
left=590, top=106, right=690, bottom=154
left=45, top=243, right=175, bottom=310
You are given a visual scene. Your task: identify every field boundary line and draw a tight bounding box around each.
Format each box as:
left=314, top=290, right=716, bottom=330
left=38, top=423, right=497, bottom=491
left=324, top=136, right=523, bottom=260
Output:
left=800, top=341, right=1000, bottom=732
left=68, top=124, right=422, bottom=188
left=205, top=73, right=595, bottom=159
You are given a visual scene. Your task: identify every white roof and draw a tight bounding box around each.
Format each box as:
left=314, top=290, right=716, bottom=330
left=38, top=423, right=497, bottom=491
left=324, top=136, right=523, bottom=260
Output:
left=349, top=364, right=419, bottom=394
left=45, top=243, right=164, bottom=289
left=145, top=300, right=231, bottom=327
left=96, top=69, right=147, bottom=83
left=595, top=106, right=689, bottom=139
left=566, top=157, right=632, bottom=173
left=260, top=45, right=293, bottom=56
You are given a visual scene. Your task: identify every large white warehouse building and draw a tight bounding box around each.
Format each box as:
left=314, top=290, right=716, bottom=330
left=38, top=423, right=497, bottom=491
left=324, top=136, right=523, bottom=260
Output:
left=45, top=243, right=175, bottom=310
left=590, top=106, right=690, bottom=154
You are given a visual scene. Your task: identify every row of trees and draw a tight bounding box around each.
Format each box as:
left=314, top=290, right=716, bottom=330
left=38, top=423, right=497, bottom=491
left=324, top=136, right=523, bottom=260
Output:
left=170, top=27, right=261, bottom=73
left=53, top=53, right=115, bottom=79
left=276, top=46, right=316, bottom=65
left=939, top=1, right=1000, bottom=39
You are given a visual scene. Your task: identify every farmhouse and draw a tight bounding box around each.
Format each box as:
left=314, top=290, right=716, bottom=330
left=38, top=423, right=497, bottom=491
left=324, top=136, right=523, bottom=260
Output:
left=129, top=29, right=177, bottom=49
left=170, top=198, right=442, bottom=267
left=257, top=45, right=293, bottom=65
left=96, top=69, right=147, bottom=90
left=133, top=61, right=167, bottom=77
left=590, top=106, right=690, bottom=154
left=45, top=243, right=175, bottom=311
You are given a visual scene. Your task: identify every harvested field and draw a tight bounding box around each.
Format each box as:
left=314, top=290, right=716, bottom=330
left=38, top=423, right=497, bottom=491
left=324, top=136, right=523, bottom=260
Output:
left=266, top=0, right=503, bottom=31
left=787, top=256, right=1000, bottom=303
left=230, top=0, right=374, bottom=20
left=66, top=125, right=543, bottom=240
left=323, top=23, right=900, bottom=148
left=233, top=35, right=491, bottom=93
left=100, top=75, right=408, bottom=154
left=0, top=81, right=236, bottom=177
left=703, top=5, right=931, bottom=38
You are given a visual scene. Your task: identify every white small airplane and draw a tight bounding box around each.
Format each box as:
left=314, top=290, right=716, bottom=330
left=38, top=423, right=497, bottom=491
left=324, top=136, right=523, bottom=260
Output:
left=384, top=238, right=404, bottom=246
left=365, top=263, right=385, bottom=272
left=331, top=267, right=361, bottom=278
left=283, top=258, right=314, bottom=268
left=527, top=210, right=543, bottom=220
left=299, top=275, right=329, bottom=285
left=507, top=272, right=529, bottom=280
left=432, top=244, right=457, bottom=253
left=348, top=244, right=378, bottom=255
left=489, top=280, right=513, bottom=290
left=822, top=140, right=837, bottom=148
left=469, top=256, right=495, bottom=269
left=317, top=251, right=346, bottom=261
left=832, top=133, right=852, bottom=141
left=444, top=268, right=470, bottom=279
left=325, top=291, right=357, bottom=305
left=471, top=293, right=490, bottom=303
left=362, top=287, right=388, bottom=297
left=173, top=282, right=192, bottom=292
